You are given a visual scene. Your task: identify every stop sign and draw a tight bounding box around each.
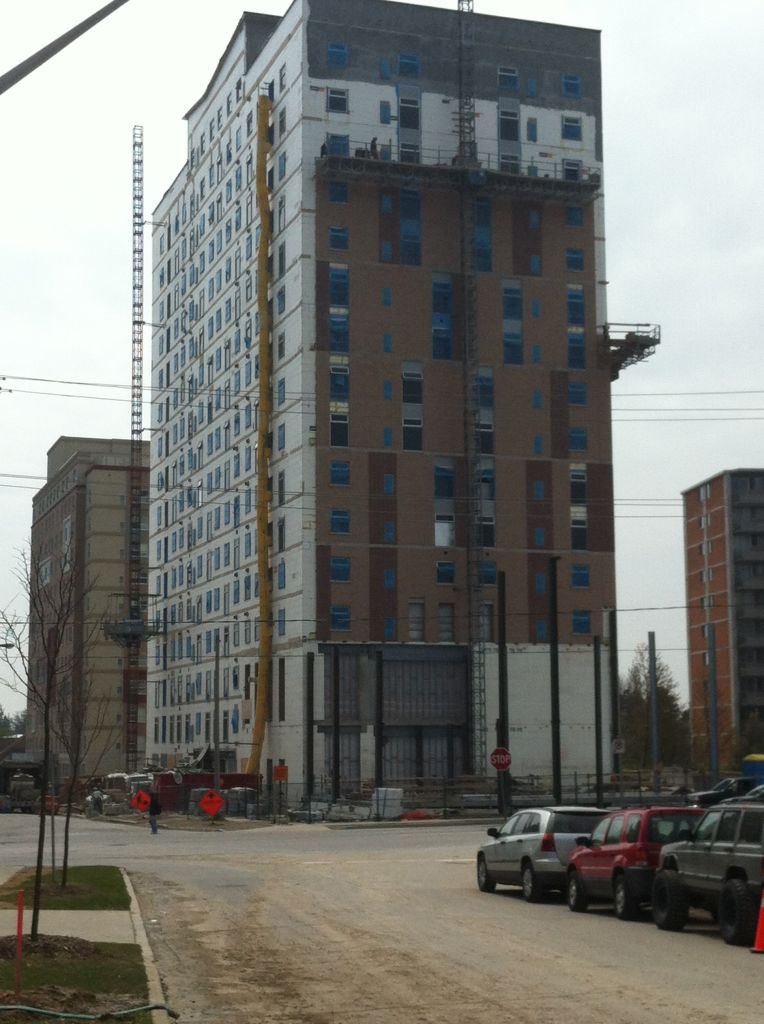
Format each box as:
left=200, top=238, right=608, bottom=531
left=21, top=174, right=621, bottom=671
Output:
left=490, top=747, right=511, bottom=772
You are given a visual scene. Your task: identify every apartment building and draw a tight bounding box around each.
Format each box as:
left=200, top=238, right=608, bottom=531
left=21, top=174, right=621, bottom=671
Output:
left=27, top=437, right=149, bottom=780
left=684, top=470, right=764, bottom=767
left=148, top=0, right=640, bottom=787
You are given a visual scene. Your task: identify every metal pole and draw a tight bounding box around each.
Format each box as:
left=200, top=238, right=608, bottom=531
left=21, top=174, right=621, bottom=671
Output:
left=332, top=647, right=341, bottom=802
left=374, top=650, right=384, bottom=791
left=648, top=631, right=661, bottom=796
left=593, top=636, right=604, bottom=807
left=306, top=652, right=314, bottom=817
left=608, top=608, right=622, bottom=800
left=549, top=556, right=561, bottom=803
left=213, top=633, right=221, bottom=793
left=708, top=623, right=719, bottom=784
left=497, top=571, right=509, bottom=814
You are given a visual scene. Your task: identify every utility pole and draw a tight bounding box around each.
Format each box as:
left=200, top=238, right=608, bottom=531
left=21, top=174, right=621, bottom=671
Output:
left=374, top=650, right=384, bottom=791
left=648, top=631, right=661, bottom=796
left=593, top=636, right=604, bottom=807
left=497, top=571, right=509, bottom=814
left=549, top=556, right=562, bottom=803
left=708, top=623, right=719, bottom=784
left=332, top=647, right=341, bottom=803
left=213, top=633, right=221, bottom=793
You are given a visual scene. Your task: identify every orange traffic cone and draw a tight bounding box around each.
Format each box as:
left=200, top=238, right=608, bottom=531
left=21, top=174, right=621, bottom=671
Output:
left=751, top=889, right=764, bottom=954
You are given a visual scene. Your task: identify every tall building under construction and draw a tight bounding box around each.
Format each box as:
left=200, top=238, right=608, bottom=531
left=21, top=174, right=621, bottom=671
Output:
left=148, top=0, right=653, bottom=788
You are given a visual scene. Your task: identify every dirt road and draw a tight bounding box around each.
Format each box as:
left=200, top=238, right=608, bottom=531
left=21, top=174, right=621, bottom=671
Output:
left=133, top=824, right=759, bottom=1024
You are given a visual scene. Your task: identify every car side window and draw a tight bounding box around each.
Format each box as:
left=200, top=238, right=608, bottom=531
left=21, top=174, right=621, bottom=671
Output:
left=738, top=811, right=764, bottom=845
left=715, top=811, right=739, bottom=843
left=604, top=815, right=624, bottom=844
left=524, top=813, right=542, bottom=834
left=508, top=813, right=529, bottom=835
left=500, top=813, right=522, bottom=836
left=625, top=814, right=642, bottom=843
left=694, top=810, right=722, bottom=842
left=589, top=818, right=610, bottom=847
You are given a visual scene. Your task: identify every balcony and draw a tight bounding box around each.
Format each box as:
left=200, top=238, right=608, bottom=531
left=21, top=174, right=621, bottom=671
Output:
left=316, top=141, right=601, bottom=203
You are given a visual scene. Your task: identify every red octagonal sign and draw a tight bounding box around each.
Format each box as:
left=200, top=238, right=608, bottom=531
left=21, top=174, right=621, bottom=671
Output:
left=490, top=747, right=511, bottom=772
left=198, top=789, right=225, bottom=817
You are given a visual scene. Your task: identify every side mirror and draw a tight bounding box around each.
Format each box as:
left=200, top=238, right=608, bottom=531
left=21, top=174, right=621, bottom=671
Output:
left=486, top=827, right=500, bottom=839
left=575, top=835, right=591, bottom=847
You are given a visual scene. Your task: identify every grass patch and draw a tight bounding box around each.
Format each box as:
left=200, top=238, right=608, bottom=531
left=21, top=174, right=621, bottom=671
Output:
left=0, top=866, right=130, bottom=910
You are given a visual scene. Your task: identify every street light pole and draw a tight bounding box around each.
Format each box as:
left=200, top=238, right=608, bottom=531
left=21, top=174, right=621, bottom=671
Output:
left=213, top=633, right=221, bottom=793
left=549, top=556, right=562, bottom=804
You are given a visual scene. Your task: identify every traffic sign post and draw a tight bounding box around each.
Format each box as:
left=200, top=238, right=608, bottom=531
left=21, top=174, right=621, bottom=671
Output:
left=490, top=747, right=512, bottom=818
left=273, top=765, right=288, bottom=819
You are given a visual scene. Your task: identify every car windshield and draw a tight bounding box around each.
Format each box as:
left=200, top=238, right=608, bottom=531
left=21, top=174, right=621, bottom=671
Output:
left=713, top=779, right=734, bottom=791
left=550, top=812, right=605, bottom=834
left=647, top=814, right=698, bottom=844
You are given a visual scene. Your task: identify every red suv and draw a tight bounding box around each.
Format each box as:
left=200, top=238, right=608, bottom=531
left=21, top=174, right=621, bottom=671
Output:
left=566, top=806, right=703, bottom=919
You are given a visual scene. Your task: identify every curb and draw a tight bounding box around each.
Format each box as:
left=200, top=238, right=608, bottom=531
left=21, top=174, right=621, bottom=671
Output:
left=326, top=816, right=502, bottom=830
left=121, top=868, right=171, bottom=1024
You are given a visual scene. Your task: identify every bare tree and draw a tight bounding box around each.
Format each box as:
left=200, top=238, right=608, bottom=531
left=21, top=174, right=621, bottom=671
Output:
left=0, top=547, right=95, bottom=941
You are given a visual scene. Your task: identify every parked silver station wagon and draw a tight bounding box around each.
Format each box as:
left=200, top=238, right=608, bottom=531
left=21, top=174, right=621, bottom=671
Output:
left=477, top=806, right=607, bottom=901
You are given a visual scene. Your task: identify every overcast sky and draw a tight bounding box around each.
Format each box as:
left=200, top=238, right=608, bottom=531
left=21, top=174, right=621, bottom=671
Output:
left=2, top=0, right=763, bottom=714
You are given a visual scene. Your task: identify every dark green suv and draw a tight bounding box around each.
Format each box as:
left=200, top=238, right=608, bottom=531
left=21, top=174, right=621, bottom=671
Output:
left=652, top=803, right=764, bottom=945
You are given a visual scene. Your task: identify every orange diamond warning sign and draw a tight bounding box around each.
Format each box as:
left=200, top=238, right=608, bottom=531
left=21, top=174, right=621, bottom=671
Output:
left=198, top=789, right=224, bottom=817
left=131, top=790, right=151, bottom=813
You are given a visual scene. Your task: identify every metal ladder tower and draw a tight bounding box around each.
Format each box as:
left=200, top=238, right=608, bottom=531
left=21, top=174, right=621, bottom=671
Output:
left=456, top=0, right=487, bottom=773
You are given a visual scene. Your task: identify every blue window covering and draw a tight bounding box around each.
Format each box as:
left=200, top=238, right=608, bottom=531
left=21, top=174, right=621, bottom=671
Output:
left=532, top=390, right=542, bottom=409
left=502, top=282, right=522, bottom=320
left=381, top=240, right=393, bottom=262
left=503, top=331, right=523, bottom=365
left=535, top=572, right=546, bottom=594
left=277, top=608, right=286, bottom=636
left=380, top=100, right=391, bottom=124
left=329, top=367, right=349, bottom=400
left=384, top=617, right=396, bottom=640
left=531, top=299, right=541, bottom=318
left=277, top=561, right=286, bottom=589
left=478, top=561, right=497, bottom=585
left=432, top=279, right=453, bottom=359
left=383, top=569, right=396, bottom=589
left=565, top=205, right=584, bottom=226
left=533, top=435, right=544, bottom=455
left=530, top=254, right=541, bottom=275
left=562, top=73, right=581, bottom=97
left=400, top=189, right=421, bottom=265
left=562, top=117, right=582, bottom=141
left=532, top=344, right=541, bottom=363
left=329, top=266, right=349, bottom=305
left=329, top=181, right=348, bottom=203
left=572, top=610, right=591, bottom=634
left=329, top=313, right=349, bottom=351
left=327, top=134, right=349, bottom=156
left=383, top=473, right=395, bottom=495
left=437, top=561, right=455, bottom=584
left=383, top=426, right=393, bottom=447
left=277, top=378, right=285, bottom=405
left=569, top=427, right=588, bottom=451
left=383, top=333, right=393, bottom=352
left=383, top=380, right=393, bottom=400
left=382, top=287, right=392, bottom=306
left=534, top=527, right=545, bottom=547
left=330, top=509, right=350, bottom=533
left=398, top=53, right=420, bottom=77
left=330, top=460, right=350, bottom=485
left=567, top=288, right=585, bottom=324
left=568, top=329, right=586, bottom=369
left=528, top=209, right=540, bottom=230
left=536, top=619, right=547, bottom=641
left=526, top=118, right=537, bottom=142
left=328, top=42, right=348, bottom=66
left=330, top=557, right=351, bottom=582
left=478, top=371, right=493, bottom=408
left=380, top=194, right=393, bottom=214
left=331, top=605, right=351, bottom=630
left=498, top=65, right=518, bottom=91
left=380, top=58, right=391, bottom=79
left=572, top=564, right=590, bottom=588
left=533, top=480, right=545, bottom=500
left=473, top=198, right=492, bottom=272
left=566, top=248, right=584, bottom=271
left=569, top=381, right=587, bottom=405
left=329, top=226, right=349, bottom=249
left=526, top=77, right=537, bottom=97
left=384, top=521, right=396, bottom=542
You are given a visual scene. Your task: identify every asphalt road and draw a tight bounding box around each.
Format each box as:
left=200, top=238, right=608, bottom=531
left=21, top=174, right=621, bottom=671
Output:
left=0, top=815, right=759, bottom=1024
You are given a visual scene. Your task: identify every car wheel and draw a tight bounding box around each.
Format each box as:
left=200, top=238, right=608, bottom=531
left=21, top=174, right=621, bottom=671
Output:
left=476, top=854, right=496, bottom=894
left=521, top=861, right=543, bottom=903
left=567, top=870, right=588, bottom=912
left=718, top=879, right=759, bottom=946
left=651, top=870, right=689, bottom=931
left=613, top=874, right=639, bottom=921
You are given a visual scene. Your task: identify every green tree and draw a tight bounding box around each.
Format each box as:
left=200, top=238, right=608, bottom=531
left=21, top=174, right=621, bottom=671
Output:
left=620, top=643, right=690, bottom=769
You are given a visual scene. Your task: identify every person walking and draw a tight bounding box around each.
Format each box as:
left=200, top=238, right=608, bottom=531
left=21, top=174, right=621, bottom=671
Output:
left=148, top=790, right=162, bottom=835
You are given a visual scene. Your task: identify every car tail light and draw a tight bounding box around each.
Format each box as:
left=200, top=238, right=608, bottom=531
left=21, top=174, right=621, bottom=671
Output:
left=540, top=832, right=556, bottom=852
left=633, top=843, right=649, bottom=867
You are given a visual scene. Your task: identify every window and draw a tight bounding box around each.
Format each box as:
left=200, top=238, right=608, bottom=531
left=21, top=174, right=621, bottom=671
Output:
left=570, top=466, right=587, bottom=503
left=562, top=73, right=581, bottom=97
left=563, top=159, right=582, bottom=182
left=530, top=254, right=541, bottom=275
left=327, top=134, right=350, bottom=156
left=277, top=378, right=286, bottom=405
left=562, top=116, right=582, bottom=141
left=330, top=412, right=349, bottom=446
left=330, top=509, right=350, bottom=533
left=382, top=287, right=392, bottom=307
left=568, top=286, right=585, bottom=324
left=276, top=287, right=285, bottom=314
left=533, top=480, right=545, bottom=501
left=474, top=197, right=492, bottom=271
left=329, top=226, right=349, bottom=249
left=572, top=564, right=590, bottom=588
left=400, top=189, right=421, bottom=265
left=536, top=619, right=547, bottom=641
left=380, top=58, right=391, bottom=79
left=434, top=464, right=454, bottom=498
left=432, top=279, right=453, bottom=359
left=408, top=600, right=425, bottom=641
left=383, top=473, right=395, bottom=495
left=384, top=521, right=396, bottom=542
left=328, top=42, right=348, bottom=67
left=279, top=63, right=287, bottom=92
left=526, top=117, right=537, bottom=142
left=572, top=610, right=591, bottom=635
left=533, top=435, right=544, bottom=455
left=568, top=328, right=586, bottom=369
left=383, top=569, right=396, bottom=589
left=277, top=608, right=286, bottom=636
left=329, top=181, right=348, bottom=203
left=278, top=153, right=287, bottom=180
left=277, top=423, right=286, bottom=450
left=383, top=426, right=393, bottom=447
left=499, top=110, right=519, bottom=142
left=571, top=513, right=587, bottom=551
left=380, top=100, right=391, bottom=124
left=437, top=604, right=455, bottom=642
left=402, top=367, right=423, bottom=404
left=566, top=248, right=584, bottom=271
left=329, top=266, right=349, bottom=304
left=329, top=366, right=350, bottom=401
left=327, top=88, right=348, bottom=113
left=330, top=557, right=351, bottom=582
left=399, top=95, right=420, bottom=130
left=532, top=390, right=542, bottom=409
left=504, top=332, right=522, bottom=365
left=534, top=527, right=545, bottom=548
left=535, top=573, right=546, bottom=595
left=402, top=416, right=422, bottom=451
left=569, top=427, right=588, bottom=451
left=329, top=313, right=349, bottom=352
left=478, top=561, right=497, bottom=585
left=569, top=381, right=587, bottom=405
left=498, top=66, right=518, bottom=91
left=565, top=205, right=584, bottom=227
left=383, top=333, right=392, bottom=352
left=384, top=617, right=396, bottom=640
left=331, top=605, right=351, bottom=630
left=400, top=142, right=420, bottom=164
left=398, top=53, right=420, bottom=77
left=434, top=561, right=452, bottom=585
left=330, top=460, right=350, bottom=485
